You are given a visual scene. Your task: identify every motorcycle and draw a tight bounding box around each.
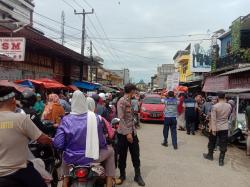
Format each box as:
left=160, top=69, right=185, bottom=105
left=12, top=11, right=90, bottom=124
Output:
left=29, top=121, right=62, bottom=187
left=68, top=164, right=106, bottom=187
left=68, top=118, right=120, bottom=187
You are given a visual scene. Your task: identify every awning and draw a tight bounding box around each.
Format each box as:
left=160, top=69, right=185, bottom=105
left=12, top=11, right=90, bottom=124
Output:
left=219, top=66, right=250, bottom=76
left=18, top=80, right=34, bottom=88
left=66, top=85, right=79, bottom=91
left=0, top=80, right=32, bottom=93
left=202, top=76, right=229, bottom=93
left=221, top=88, right=250, bottom=93
left=73, top=81, right=101, bottom=90
left=16, top=78, right=66, bottom=89
left=99, top=85, right=116, bottom=93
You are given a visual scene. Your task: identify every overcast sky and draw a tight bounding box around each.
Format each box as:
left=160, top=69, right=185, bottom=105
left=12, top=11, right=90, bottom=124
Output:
left=34, top=0, right=250, bottom=83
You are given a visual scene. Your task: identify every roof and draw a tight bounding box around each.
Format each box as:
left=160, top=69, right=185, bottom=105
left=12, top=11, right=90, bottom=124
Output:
left=221, top=88, right=250, bottom=93
left=219, top=66, right=250, bottom=76
left=0, top=26, right=91, bottom=64
left=218, top=31, right=231, bottom=40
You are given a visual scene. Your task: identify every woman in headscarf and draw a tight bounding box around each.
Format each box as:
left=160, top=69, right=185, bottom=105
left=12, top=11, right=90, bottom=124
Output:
left=41, top=94, right=54, bottom=120
left=53, top=91, right=115, bottom=187
left=42, top=94, right=65, bottom=126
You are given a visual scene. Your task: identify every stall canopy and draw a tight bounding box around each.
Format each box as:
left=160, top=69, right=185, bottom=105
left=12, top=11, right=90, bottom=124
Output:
left=73, top=81, right=101, bottom=90
left=0, top=80, right=32, bottom=93
left=67, top=85, right=79, bottom=91
left=16, top=78, right=66, bottom=89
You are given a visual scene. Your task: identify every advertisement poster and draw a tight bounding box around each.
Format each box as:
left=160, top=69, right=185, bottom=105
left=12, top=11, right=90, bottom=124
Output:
left=190, top=42, right=211, bottom=72
left=167, top=72, right=180, bottom=91
left=0, top=37, right=26, bottom=61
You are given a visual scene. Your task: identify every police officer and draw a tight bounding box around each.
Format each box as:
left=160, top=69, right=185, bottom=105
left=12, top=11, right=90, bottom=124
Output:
left=203, top=92, right=232, bottom=166
left=0, top=86, right=52, bottom=187
left=117, top=83, right=145, bottom=186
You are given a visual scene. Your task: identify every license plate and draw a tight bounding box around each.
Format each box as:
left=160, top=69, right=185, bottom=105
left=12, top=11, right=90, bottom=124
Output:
left=150, top=113, right=161, bottom=118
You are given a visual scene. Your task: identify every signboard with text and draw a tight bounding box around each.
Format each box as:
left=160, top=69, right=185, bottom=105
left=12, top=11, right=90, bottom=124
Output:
left=0, top=37, right=26, bottom=61
left=190, top=42, right=211, bottom=72
left=167, top=72, right=180, bottom=91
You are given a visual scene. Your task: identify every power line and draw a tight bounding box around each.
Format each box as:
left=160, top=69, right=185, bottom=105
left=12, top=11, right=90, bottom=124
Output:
left=61, top=0, right=75, bottom=10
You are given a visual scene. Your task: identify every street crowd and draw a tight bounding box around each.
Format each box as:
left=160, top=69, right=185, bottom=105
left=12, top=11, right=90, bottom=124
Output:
left=161, top=91, right=250, bottom=166
left=0, top=83, right=145, bottom=187
left=1, top=82, right=250, bottom=187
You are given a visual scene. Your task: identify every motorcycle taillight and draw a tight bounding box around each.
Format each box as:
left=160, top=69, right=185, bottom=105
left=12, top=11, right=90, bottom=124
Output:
left=74, top=168, right=88, bottom=178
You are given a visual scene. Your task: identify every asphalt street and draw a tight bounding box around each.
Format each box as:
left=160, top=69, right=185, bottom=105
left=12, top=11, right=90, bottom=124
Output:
left=119, top=122, right=250, bottom=187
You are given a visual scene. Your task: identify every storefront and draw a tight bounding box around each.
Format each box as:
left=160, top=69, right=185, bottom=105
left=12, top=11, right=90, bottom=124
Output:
left=0, top=26, right=90, bottom=85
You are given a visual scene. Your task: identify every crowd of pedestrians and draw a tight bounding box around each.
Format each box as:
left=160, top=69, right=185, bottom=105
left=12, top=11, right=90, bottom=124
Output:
left=161, top=90, right=248, bottom=166
left=0, top=83, right=145, bottom=187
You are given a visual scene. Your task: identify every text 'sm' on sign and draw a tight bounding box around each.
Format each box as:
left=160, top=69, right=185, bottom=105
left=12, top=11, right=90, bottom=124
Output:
left=0, top=37, right=26, bottom=61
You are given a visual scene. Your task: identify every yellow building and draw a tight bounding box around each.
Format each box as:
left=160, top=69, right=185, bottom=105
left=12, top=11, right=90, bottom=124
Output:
left=173, top=45, right=193, bottom=82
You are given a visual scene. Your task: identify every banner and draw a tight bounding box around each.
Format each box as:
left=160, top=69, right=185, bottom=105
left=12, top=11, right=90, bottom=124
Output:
left=167, top=72, right=179, bottom=91
left=190, top=42, right=211, bottom=72
left=0, top=37, right=26, bottom=61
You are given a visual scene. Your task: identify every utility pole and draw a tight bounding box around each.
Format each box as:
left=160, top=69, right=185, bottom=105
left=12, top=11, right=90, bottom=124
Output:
left=90, top=40, right=93, bottom=82
left=61, top=11, right=65, bottom=45
left=74, top=8, right=94, bottom=81
left=74, top=8, right=94, bottom=56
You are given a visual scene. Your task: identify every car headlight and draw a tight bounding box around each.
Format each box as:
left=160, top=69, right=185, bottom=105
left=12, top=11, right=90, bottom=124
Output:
left=141, top=107, right=146, bottom=112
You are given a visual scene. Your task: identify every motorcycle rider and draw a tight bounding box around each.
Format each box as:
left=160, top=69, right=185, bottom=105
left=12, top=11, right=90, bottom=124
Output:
left=53, top=90, right=116, bottom=187
left=0, top=85, right=52, bottom=187
left=20, top=90, right=53, bottom=135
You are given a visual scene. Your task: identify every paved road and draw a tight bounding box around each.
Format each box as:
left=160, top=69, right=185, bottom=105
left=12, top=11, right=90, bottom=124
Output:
left=119, top=122, right=250, bottom=187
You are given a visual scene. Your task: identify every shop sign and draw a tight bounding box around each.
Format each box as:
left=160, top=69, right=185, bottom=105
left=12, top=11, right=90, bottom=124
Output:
left=0, top=37, right=26, bottom=61
left=167, top=72, right=180, bottom=91
left=202, top=76, right=229, bottom=92
left=230, top=76, right=250, bottom=89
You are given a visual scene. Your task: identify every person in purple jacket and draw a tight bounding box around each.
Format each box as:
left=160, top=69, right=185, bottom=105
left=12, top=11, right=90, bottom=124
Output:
left=53, top=90, right=115, bottom=187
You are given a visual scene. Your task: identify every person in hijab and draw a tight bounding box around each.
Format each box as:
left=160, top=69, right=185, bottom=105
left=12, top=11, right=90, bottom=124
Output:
left=53, top=91, right=115, bottom=187
left=50, top=94, right=65, bottom=125
left=41, top=94, right=54, bottom=121
left=42, top=94, right=64, bottom=126
left=33, top=93, right=45, bottom=118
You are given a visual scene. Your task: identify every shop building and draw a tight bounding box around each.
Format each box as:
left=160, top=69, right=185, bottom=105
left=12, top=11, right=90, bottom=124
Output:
left=0, top=26, right=90, bottom=85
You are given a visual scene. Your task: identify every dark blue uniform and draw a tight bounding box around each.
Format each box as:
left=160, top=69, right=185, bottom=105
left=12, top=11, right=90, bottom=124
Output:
left=184, top=98, right=196, bottom=134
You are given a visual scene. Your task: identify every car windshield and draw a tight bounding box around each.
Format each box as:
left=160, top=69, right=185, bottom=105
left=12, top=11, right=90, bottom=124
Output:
left=143, top=97, right=162, bottom=104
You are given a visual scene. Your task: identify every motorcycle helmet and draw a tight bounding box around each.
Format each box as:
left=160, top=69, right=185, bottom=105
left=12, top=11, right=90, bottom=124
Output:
left=111, top=118, right=120, bottom=125
left=99, top=93, right=106, bottom=101
left=20, top=90, right=37, bottom=107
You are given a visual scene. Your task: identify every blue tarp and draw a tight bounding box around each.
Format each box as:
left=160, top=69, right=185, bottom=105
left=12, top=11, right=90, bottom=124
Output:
left=18, top=80, right=34, bottom=88
left=73, top=81, right=101, bottom=90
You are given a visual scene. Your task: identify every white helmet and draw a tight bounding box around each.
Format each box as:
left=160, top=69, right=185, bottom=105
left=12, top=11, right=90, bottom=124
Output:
left=99, top=93, right=106, bottom=101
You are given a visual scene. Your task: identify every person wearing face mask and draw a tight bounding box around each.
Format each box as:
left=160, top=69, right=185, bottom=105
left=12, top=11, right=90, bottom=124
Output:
left=116, top=83, right=145, bottom=186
